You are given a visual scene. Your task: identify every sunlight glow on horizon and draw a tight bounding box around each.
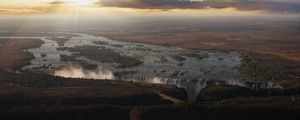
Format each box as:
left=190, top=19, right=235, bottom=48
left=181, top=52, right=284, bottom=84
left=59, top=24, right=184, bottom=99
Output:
left=0, top=0, right=297, bottom=16
left=0, top=0, right=257, bottom=14
left=74, top=0, right=94, bottom=6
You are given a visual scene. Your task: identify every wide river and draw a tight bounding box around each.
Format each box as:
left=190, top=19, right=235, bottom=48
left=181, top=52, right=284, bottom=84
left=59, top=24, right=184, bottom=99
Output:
left=1, top=32, right=282, bottom=100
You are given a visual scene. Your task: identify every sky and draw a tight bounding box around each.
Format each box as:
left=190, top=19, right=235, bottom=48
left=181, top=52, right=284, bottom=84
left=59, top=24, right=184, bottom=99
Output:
left=0, top=0, right=299, bottom=35
left=0, top=0, right=300, bottom=16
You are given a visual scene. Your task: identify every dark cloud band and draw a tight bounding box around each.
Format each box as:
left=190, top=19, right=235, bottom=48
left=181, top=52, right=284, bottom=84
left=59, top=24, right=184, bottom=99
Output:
left=99, top=0, right=300, bottom=13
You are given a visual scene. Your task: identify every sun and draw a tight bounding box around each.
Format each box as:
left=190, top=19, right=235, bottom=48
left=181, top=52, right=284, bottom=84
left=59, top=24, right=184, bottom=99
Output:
left=74, top=0, right=94, bottom=6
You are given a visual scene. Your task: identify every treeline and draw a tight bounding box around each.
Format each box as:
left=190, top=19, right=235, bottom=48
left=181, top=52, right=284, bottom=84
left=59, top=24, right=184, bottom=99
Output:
left=196, top=85, right=300, bottom=102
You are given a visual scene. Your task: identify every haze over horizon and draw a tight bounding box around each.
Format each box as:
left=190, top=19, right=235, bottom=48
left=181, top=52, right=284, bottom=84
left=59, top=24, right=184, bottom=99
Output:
left=0, top=0, right=299, bottom=16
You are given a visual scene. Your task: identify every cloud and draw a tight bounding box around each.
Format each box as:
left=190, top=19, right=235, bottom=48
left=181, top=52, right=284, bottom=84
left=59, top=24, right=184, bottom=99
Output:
left=0, top=8, right=32, bottom=14
left=0, top=1, right=67, bottom=14
left=0, top=7, right=50, bottom=14
left=99, top=0, right=300, bottom=13
left=47, top=0, right=68, bottom=5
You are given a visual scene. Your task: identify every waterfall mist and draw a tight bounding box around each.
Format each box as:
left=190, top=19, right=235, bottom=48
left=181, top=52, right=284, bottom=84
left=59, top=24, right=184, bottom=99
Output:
left=54, top=66, right=115, bottom=80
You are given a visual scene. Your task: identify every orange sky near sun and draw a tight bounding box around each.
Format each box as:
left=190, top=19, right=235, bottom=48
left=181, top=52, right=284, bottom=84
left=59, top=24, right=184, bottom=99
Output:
left=0, top=0, right=263, bottom=15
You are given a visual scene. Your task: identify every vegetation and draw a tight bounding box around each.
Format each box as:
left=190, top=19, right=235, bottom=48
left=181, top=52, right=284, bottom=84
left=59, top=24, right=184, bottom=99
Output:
left=0, top=38, right=44, bottom=71
left=1, top=34, right=299, bottom=120
left=0, top=71, right=189, bottom=120
left=112, top=44, right=124, bottom=48
left=131, top=82, right=187, bottom=100
left=49, top=37, right=70, bottom=46
left=0, top=71, right=187, bottom=104
left=199, top=66, right=216, bottom=74
left=196, top=85, right=286, bottom=101
left=171, top=55, right=186, bottom=61
left=0, top=38, right=7, bottom=44
left=184, top=53, right=209, bottom=60
left=10, top=51, right=36, bottom=71
left=60, top=54, right=74, bottom=62
left=59, top=46, right=143, bottom=68
left=183, top=53, right=209, bottom=60
left=130, top=105, right=299, bottom=120
left=0, top=104, right=131, bottom=120
left=239, top=52, right=300, bottom=84
left=171, top=52, right=209, bottom=62
left=41, top=53, right=47, bottom=58
left=93, top=41, right=109, bottom=45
